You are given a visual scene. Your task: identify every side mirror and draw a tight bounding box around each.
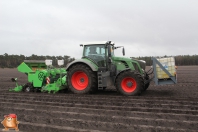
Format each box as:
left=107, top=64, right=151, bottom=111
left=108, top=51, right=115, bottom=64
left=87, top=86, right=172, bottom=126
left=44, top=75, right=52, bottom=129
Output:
left=122, top=47, right=125, bottom=56
left=80, top=44, right=83, bottom=47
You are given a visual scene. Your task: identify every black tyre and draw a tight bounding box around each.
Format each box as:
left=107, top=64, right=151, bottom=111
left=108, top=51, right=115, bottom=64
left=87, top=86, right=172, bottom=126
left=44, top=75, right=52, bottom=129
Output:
left=67, top=64, right=97, bottom=94
left=116, top=70, right=144, bottom=96
left=143, top=73, right=150, bottom=91
left=59, top=87, right=69, bottom=93
left=22, top=83, right=33, bottom=92
left=33, top=88, right=41, bottom=93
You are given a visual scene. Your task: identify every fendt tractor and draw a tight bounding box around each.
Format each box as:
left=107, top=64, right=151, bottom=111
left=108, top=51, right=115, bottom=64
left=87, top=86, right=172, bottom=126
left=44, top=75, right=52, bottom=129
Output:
left=10, top=41, right=177, bottom=96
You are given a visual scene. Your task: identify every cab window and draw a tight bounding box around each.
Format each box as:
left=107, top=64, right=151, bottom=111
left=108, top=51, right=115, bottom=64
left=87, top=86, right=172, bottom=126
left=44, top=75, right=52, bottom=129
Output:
left=83, top=45, right=106, bottom=67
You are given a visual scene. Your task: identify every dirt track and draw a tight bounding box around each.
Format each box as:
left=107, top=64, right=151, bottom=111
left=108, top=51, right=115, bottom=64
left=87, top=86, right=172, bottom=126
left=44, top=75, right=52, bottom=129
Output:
left=0, top=66, right=198, bottom=132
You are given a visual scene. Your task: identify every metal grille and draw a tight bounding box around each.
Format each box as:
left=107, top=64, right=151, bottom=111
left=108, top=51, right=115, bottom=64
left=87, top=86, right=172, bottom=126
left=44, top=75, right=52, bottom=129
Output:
left=132, top=62, right=139, bottom=72
left=121, top=61, right=129, bottom=68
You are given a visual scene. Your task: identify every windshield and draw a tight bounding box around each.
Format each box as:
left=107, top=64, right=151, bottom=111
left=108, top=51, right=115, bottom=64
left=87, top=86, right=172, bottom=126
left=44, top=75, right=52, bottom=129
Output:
left=83, top=45, right=106, bottom=67
left=84, top=45, right=105, bottom=56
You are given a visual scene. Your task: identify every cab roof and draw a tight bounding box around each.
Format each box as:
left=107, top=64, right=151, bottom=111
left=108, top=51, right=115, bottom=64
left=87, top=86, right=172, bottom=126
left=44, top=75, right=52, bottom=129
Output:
left=81, top=41, right=115, bottom=45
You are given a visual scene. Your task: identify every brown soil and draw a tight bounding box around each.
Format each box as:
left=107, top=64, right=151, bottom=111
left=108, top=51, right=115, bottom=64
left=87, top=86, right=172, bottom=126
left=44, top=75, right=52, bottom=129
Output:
left=0, top=66, right=198, bottom=132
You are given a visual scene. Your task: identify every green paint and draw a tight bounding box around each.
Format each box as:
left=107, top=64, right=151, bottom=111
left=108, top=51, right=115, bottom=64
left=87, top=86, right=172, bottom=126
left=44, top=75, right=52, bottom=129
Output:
left=41, top=75, right=67, bottom=93
left=9, top=78, right=23, bottom=92
left=112, top=56, right=144, bottom=75
left=10, top=61, right=67, bottom=93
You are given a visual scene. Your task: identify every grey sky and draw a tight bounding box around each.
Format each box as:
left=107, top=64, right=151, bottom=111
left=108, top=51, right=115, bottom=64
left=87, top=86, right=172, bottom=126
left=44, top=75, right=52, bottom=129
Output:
left=0, top=0, right=198, bottom=59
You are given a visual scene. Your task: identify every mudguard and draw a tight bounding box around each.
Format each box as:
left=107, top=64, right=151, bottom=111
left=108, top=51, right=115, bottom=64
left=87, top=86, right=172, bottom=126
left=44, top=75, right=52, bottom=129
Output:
left=66, top=59, right=98, bottom=71
left=114, top=68, right=131, bottom=85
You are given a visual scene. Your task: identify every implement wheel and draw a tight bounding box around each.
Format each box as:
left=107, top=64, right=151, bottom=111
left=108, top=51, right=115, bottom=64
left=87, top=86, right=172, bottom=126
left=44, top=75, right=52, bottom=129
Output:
left=22, top=83, right=33, bottom=92
left=116, top=70, right=144, bottom=96
left=67, top=64, right=97, bottom=94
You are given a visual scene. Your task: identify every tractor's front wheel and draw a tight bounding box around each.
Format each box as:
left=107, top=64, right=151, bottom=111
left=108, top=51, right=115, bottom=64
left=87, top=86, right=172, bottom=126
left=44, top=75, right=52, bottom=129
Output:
left=116, top=70, right=144, bottom=96
left=22, top=83, right=33, bottom=92
left=67, top=64, right=97, bottom=94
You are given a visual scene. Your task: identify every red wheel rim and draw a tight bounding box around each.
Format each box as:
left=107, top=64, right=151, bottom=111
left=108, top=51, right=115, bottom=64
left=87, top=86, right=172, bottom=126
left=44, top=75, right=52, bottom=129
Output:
left=121, top=77, right=137, bottom=93
left=71, top=71, right=89, bottom=90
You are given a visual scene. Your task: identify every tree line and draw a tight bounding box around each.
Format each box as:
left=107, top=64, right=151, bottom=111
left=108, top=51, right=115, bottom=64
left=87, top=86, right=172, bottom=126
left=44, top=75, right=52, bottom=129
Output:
left=135, top=55, right=198, bottom=66
left=0, top=53, right=75, bottom=68
left=0, top=53, right=197, bottom=68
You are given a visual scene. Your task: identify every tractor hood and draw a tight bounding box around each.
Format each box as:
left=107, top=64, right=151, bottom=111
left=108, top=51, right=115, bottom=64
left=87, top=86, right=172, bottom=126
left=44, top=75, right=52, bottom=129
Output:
left=112, top=56, right=132, bottom=62
left=112, top=56, right=146, bottom=70
left=134, top=59, right=146, bottom=70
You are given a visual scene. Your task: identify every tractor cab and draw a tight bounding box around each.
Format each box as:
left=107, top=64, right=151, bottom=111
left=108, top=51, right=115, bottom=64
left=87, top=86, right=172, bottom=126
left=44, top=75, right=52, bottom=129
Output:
left=81, top=41, right=121, bottom=70
left=83, top=44, right=107, bottom=67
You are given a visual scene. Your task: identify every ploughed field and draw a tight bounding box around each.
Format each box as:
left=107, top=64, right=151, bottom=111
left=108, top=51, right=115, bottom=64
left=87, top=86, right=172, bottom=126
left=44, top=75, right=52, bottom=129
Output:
left=0, top=66, right=198, bottom=132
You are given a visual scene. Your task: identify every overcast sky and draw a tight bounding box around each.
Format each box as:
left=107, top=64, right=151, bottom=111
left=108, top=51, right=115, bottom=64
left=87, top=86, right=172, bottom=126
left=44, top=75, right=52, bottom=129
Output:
left=0, top=0, right=198, bottom=59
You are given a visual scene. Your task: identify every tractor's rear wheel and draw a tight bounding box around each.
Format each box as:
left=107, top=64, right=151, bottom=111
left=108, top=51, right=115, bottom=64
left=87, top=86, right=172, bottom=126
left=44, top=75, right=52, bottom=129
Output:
left=22, top=83, right=33, bottom=92
left=116, top=70, right=144, bottom=96
left=67, top=64, right=97, bottom=94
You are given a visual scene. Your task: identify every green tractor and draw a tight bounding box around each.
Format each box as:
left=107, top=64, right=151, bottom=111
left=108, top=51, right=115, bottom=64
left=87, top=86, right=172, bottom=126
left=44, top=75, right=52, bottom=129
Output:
left=10, top=41, right=177, bottom=96
left=66, top=41, right=149, bottom=96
